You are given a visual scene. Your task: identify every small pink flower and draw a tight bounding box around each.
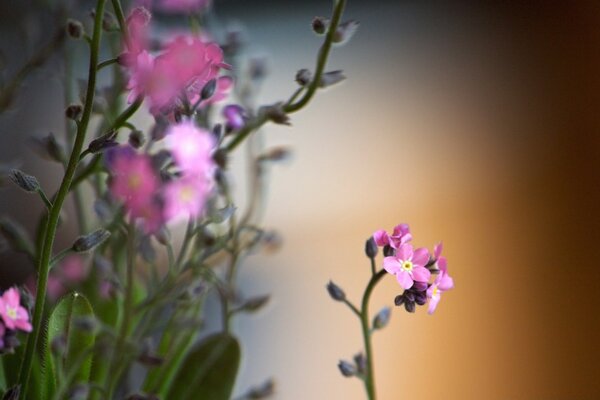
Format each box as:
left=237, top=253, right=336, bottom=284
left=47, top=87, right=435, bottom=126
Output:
left=373, top=224, right=412, bottom=249
left=0, top=288, right=32, bottom=332
left=427, top=269, right=454, bottom=314
left=125, top=6, right=151, bottom=56
left=157, top=0, right=212, bottom=13
left=165, top=121, right=216, bottom=177
left=163, top=176, right=212, bottom=223
left=383, top=244, right=431, bottom=290
left=223, top=104, right=246, bottom=130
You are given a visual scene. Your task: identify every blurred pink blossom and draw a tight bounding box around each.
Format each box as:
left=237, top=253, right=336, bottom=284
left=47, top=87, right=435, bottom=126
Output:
left=0, top=288, right=32, bottom=332
left=163, top=176, right=212, bottom=223
left=165, top=121, right=216, bottom=177
left=383, top=244, right=430, bottom=290
left=373, top=224, right=412, bottom=249
left=427, top=269, right=454, bottom=314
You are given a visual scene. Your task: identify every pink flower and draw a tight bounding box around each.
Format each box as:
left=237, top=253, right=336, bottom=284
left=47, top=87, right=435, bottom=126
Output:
left=125, top=6, right=151, bottom=56
left=156, top=0, right=211, bottom=13
left=373, top=224, right=412, bottom=249
left=427, top=269, right=454, bottom=314
left=0, top=288, right=32, bottom=332
left=163, top=176, right=212, bottom=223
left=165, top=121, right=216, bottom=177
left=383, top=244, right=431, bottom=290
left=223, top=104, right=246, bottom=130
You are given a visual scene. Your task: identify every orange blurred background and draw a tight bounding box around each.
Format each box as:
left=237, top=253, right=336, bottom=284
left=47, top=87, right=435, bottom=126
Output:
left=1, top=1, right=600, bottom=399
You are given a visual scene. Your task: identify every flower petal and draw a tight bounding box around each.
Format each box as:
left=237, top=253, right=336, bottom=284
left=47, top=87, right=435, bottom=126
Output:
left=4, top=288, right=19, bottom=307
left=411, top=266, right=431, bottom=283
left=396, top=244, right=413, bottom=261
left=412, top=247, right=430, bottom=267
left=434, top=242, right=443, bottom=259
left=438, top=272, right=454, bottom=291
left=428, top=295, right=440, bottom=315
left=396, top=271, right=414, bottom=289
left=437, top=256, right=448, bottom=273
left=373, top=230, right=390, bottom=247
left=383, top=257, right=401, bottom=275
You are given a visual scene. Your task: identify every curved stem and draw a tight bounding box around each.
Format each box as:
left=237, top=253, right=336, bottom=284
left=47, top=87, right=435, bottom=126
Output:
left=17, top=1, right=107, bottom=397
left=360, top=269, right=387, bottom=400
left=224, top=0, right=347, bottom=153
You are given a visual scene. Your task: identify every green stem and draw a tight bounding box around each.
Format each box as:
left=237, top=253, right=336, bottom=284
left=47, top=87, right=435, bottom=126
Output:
left=224, top=0, right=347, bottom=153
left=360, top=269, right=387, bottom=400
left=17, top=1, right=107, bottom=397
left=175, top=218, right=195, bottom=271
left=97, top=57, right=119, bottom=70
left=36, top=188, right=53, bottom=211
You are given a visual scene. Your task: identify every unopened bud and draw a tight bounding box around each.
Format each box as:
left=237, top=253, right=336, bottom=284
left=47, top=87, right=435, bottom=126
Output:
left=128, top=130, right=145, bottom=149
left=365, top=237, right=378, bottom=259
left=312, top=17, right=330, bottom=35
left=65, top=103, right=83, bottom=120
left=8, top=169, right=40, bottom=192
left=154, top=227, right=171, bottom=246
left=201, top=79, right=217, bottom=101
left=66, top=19, right=84, bottom=39
left=354, top=353, right=367, bottom=375
left=326, top=281, right=345, bottom=301
left=246, top=378, right=275, bottom=399
left=295, top=69, right=312, bottom=86
left=72, top=229, right=111, bottom=252
left=213, top=149, right=228, bottom=169
left=88, top=130, right=118, bottom=154
left=223, top=104, right=245, bottom=131
left=319, top=70, right=346, bottom=88
left=372, top=306, right=391, bottom=330
left=414, top=291, right=427, bottom=306
left=263, top=103, right=290, bottom=126
left=241, top=295, right=270, bottom=313
left=150, top=116, right=169, bottom=141
left=102, top=12, right=118, bottom=31
left=333, top=19, right=359, bottom=45
left=383, top=245, right=395, bottom=257
left=258, top=147, right=291, bottom=163
left=338, top=360, right=356, bottom=377
left=404, top=300, right=416, bottom=313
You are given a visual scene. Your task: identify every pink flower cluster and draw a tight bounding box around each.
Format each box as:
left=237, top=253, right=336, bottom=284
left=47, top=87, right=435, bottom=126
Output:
left=0, top=287, right=32, bottom=352
left=106, top=121, right=216, bottom=232
left=122, top=7, right=231, bottom=115
left=374, top=224, right=454, bottom=314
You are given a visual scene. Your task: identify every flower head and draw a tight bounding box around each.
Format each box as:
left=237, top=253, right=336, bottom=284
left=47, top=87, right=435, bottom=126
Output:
left=165, top=121, right=216, bottom=178
left=427, top=269, right=454, bottom=314
left=163, top=176, right=212, bottom=223
left=0, top=288, right=32, bottom=332
left=383, top=244, right=431, bottom=290
left=373, top=223, right=412, bottom=249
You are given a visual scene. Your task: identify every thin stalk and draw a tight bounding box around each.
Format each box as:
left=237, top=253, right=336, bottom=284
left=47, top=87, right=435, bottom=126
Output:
left=17, top=1, right=107, bottom=397
left=175, top=218, right=195, bottom=270
left=360, top=269, right=387, bottom=400
left=97, top=57, right=119, bottom=70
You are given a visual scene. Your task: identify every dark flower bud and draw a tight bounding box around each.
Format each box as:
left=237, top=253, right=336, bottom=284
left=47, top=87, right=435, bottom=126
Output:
left=394, top=294, right=404, bottom=306
left=65, top=103, right=83, bottom=120
left=365, top=237, right=378, bottom=259
left=66, top=19, right=84, bottom=39
left=213, top=149, right=228, bottom=169
left=295, top=69, right=312, bottom=86
left=412, top=281, right=428, bottom=292
left=354, top=353, right=367, bottom=375
left=87, top=130, right=118, bottom=154
left=383, top=245, right=395, bottom=257
left=404, top=300, right=416, bottom=313
left=404, top=290, right=415, bottom=303
left=102, top=12, right=118, bottom=31
left=312, top=17, right=330, bottom=35
left=257, top=147, right=292, bottom=163
left=338, top=360, right=356, bottom=377
left=240, top=295, right=270, bottom=313
left=201, top=79, right=217, bottom=101
left=9, top=169, right=40, bottom=192
left=212, top=124, right=223, bottom=141
left=150, top=116, right=169, bottom=141
left=415, top=291, right=427, bottom=306
left=319, top=70, right=346, bottom=88
left=372, top=306, right=391, bottom=330
left=154, top=227, right=171, bottom=246
left=245, top=378, right=275, bottom=399
left=51, top=335, right=67, bottom=356
left=71, top=229, right=111, bottom=252
left=261, top=230, right=283, bottom=254
left=223, top=104, right=246, bottom=131
left=128, top=130, right=145, bottom=149
left=333, top=19, right=359, bottom=45
left=326, top=281, right=345, bottom=301
left=263, top=103, right=290, bottom=126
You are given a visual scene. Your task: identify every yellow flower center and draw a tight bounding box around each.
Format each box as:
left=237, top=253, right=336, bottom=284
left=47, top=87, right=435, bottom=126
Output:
left=401, top=260, right=413, bottom=272
left=431, top=286, right=439, bottom=297
left=179, top=186, right=195, bottom=202
left=128, top=174, right=142, bottom=190
left=6, top=306, right=17, bottom=320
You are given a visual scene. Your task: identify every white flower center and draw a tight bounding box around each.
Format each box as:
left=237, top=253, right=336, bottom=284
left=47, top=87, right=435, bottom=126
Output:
left=401, top=260, right=413, bottom=272
left=6, top=306, right=17, bottom=320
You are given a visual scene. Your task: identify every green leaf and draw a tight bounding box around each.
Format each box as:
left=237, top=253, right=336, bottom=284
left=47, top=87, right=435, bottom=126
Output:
left=42, top=292, right=95, bottom=399
left=166, top=333, right=241, bottom=400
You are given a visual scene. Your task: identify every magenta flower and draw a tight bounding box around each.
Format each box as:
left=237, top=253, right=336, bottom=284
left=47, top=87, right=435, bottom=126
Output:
left=223, top=104, right=246, bottom=130
left=0, top=288, right=32, bottom=332
left=163, top=176, right=212, bottom=223
left=383, top=244, right=431, bottom=290
left=165, top=121, right=216, bottom=177
left=427, top=269, right=454, bottom=314
left=157, top=0, right=212, bottom=13
left=125, top=6, right=151, bottom=57
left=373, top=223, right=412, bottom=249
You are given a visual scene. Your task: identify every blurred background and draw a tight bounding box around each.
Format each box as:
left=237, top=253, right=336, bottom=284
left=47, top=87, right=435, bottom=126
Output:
left=1, top=0, right=600, bottom=399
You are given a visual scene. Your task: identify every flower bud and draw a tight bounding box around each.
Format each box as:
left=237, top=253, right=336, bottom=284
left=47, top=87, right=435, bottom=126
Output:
left=154, top=227, right=171, bottom=246
left=319, top=70, right=346, bottom=88
left=245, top=378, right=275, bottom=399
left=240, top=295, right=270, bottom=313
left=71, top=229, right=111, bottom=252
left=383, top=245, right=395, bottom=257
left=365, top=237, right=378, bottom=259
left=66, top=19, right=84, bottom=39
left=223, top=104, right=246, bottom=131
left=414, top=291, right=427, bottom=306
left=258, top=147, right=292, bottom=163
left=213, top=149, right=228, bottom=169
left=338, top=360, right=356, bottom=377
left=150, top=116, right=169, bottom=142
left=263, top=103, right=290, bottom=126
left=372, top=306, right=391, bottom=330
left=394, top=294, right=404, bottom=306
left=8, top=169, right=40, bottom=192
left=326, top=281, right=345, bottom=301
left=102, top=12, right=118, bottom=31
left=128, top=130, right=145, bottom=149
left=312, top=17, right=330, bottom=35
left=200, top=79, right=217, bottom=101
left=65, top=103, right=83, bottom=120
left=333, top=19, right=359, bottom=45
left=354, top=353, right=367, bottom=375
left=404, top=300, right=416, bottom=313
left=295, top=69, right=312, bottom=86
left=88, top=130, right=118, bottom=154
